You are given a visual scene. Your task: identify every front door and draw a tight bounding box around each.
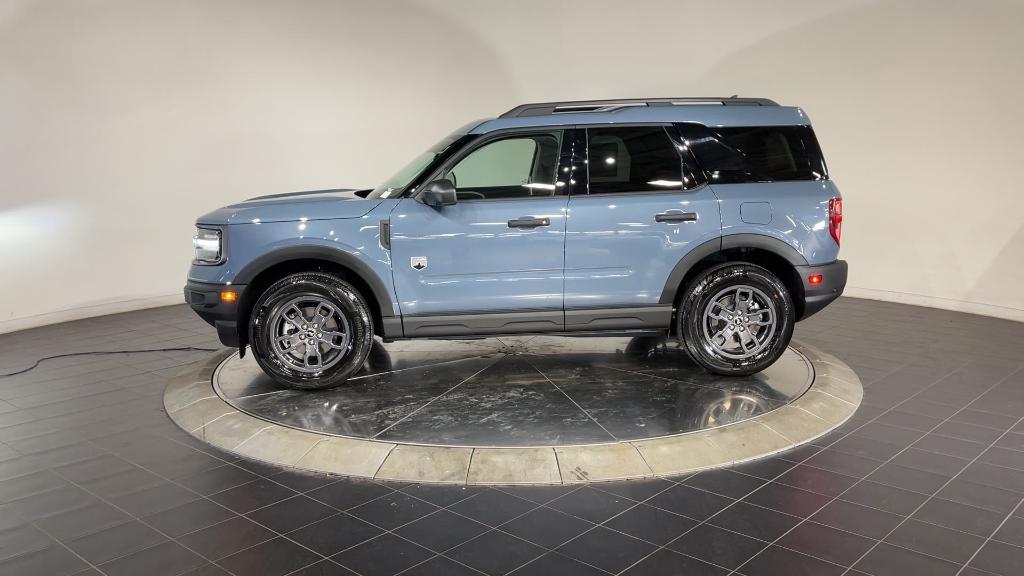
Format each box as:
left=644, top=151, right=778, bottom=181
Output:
left=390, top=129, right=571, bottom=337
left=563, top=124, right=722, bottom=330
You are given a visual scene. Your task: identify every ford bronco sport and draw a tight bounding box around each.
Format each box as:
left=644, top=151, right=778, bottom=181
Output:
left=186, top=97, right=847, bottom=390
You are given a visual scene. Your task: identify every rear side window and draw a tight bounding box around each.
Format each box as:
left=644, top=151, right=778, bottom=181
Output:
left=679, top=124, right=827, bottom=183
left=586, top=126, right=683, bottom=194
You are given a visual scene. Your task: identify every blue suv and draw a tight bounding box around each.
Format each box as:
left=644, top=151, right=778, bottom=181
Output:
left=186, top=97, right=847, bottom=390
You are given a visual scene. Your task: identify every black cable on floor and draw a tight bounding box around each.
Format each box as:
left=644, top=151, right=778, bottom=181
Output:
left=0, top=346, right=220, bottom=378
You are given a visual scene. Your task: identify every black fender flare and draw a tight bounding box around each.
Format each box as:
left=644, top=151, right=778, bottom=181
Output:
left=233, top=245, right=396, bottom=320
left=658, top=234, right=807, bottom=305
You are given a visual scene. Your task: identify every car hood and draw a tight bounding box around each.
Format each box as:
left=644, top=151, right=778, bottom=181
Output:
left=196, top=189, right=382, bottom=225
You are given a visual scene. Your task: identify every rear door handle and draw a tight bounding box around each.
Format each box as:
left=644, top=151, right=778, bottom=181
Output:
left=508, top=217, right=550, bottom=228
left=655, top=211, right=698, bottom=223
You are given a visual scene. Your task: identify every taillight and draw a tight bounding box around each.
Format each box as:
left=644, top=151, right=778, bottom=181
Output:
left=828, top=197, right=843, bottom=246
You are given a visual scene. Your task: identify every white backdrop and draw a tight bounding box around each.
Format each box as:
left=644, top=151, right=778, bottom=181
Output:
left=2, top=0, right=1022, bottom=334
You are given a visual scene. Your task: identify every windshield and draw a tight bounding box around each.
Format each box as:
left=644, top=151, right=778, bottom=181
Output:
left=367, top=132, right=467, bottom=199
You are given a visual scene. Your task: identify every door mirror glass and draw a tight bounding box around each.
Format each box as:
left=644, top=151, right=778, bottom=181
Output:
left=420, top=179, right=457, bottom=207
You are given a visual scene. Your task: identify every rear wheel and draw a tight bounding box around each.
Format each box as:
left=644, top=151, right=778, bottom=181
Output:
left=249, top=272, right=373, bottom=390
left=677, top=263, right=794, bottom=376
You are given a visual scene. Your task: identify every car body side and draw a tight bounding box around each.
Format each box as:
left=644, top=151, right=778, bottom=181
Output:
left=185, top=104, right=847, bottom=352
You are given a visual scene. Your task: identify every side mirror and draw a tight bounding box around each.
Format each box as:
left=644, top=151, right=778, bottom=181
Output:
left=420, top=179, right=457, bottom=207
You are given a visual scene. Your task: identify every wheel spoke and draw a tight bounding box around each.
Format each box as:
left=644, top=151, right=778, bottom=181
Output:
left=303, top=340, right=322, bottom=368
left=319, top=330, right=348, bottom=350
left=701, top=283, right=778, bottom=360
left=314, top=302, right=335, bottom=328
left=707, top=301, right=733, bottom=321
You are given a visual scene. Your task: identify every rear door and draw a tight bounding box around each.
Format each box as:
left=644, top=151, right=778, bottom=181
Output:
left=390, top=129, right=572, bottom=336
left=563, top=124, right=722, bottom=331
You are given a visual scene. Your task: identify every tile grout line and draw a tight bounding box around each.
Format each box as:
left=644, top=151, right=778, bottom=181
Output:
left=954, top=496, right=1024, bottom=576
left=732, top=365, right=1024, bottom=576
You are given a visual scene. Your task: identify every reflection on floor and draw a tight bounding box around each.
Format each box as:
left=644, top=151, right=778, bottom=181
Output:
left=0, top=298, right=1022, bottom=575
left=215, top=337, right=812, bottom=446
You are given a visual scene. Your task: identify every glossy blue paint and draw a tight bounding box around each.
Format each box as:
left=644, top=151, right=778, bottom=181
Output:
left=564, top=187, right=721, bottom=310
left=197, top=189, right=380, bottom=225
left=714, top=181, right=841, bottom=265
left=388, top=196, right=568, bottom=317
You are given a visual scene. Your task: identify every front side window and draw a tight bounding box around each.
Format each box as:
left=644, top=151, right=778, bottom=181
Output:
left=443, top=131, right=562, bottom=200
left=586, top=126, right=683, bottom=194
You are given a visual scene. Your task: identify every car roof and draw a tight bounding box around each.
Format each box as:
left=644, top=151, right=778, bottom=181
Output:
left=467, top=97, right=809, bottom=134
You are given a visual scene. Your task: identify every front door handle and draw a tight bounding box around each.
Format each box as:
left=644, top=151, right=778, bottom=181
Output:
left=655, top=211, right=698, bottom=223
left=508, top=217, right=550, bottom=228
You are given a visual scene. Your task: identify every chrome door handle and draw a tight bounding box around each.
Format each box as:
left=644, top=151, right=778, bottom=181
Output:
left=508, top=217, right=550, bottom=228
left=655, top=211, right=698, bottom=223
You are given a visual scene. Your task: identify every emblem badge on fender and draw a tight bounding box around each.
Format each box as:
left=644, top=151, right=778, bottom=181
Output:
left=410, top=256, right=427, bottom=271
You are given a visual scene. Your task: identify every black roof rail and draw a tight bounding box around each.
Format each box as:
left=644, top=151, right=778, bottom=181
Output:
left=499, top=96, right=779, bottom=118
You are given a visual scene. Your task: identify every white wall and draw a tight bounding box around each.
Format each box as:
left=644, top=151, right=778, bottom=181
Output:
left=2, top=0, right=1022, bottom=334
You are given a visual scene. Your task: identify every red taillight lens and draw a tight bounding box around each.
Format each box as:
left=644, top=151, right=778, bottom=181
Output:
left=828, top=197, right=843, bottom=246
left=808, top=274, right=823, bottom=286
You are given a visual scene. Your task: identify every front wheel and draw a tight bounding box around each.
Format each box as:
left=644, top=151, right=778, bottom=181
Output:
left=249, top=272, right=373, bottom=390
left=677, top=263, right=794, bottom=376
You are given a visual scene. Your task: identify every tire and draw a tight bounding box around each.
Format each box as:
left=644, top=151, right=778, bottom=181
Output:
left=249, top=272, right=373, bottom=390
left=677, top=263, right=794, bottom=376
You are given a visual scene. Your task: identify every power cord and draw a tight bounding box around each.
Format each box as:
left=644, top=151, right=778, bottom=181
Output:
left=0, top=346, right=220, bottom=378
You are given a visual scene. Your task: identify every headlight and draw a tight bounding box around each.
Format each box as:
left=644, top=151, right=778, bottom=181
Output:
left=192, top=227, right=223, bottom=264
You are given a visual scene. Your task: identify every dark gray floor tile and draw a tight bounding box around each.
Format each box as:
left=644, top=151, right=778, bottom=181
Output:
left=285, top=559, right=356, bottom=576
left=208, top=478, right=296, bottom=514
left=685, top=469, right=766, bottom=499
left=401, top=483, right=483, bottom=507
left=98, top=540, right=207, bottom=576
left=853, top=542, right=959, bottom=576
left=885, top=518, right=984, bottom=564
left=604, top=503, right=697, bottom=545
left=778, top=521, right=875, bottom=566
left=911, top=497, right=1006, bottom=537
left=970, top=538, right=1024, bottom=575
left=556, top=526, right=656, bottom=574
left=841, top=481, right=929, bottom=515
left=347, top=491, right=439, bottom=530
left=178, top=516, right=275, bottom=561
left=776, top=464, right=859, bottom=497
left=499, top=506, right=593, bottom=549
left=403, top=555, right=481, bottom=576
left=645, top=484, right=734, bottom=521
left=216, top=537, right=321, bottom=576
left=66, top=520, right=167, bottom=565
left=0, top=544, right=89, bottom=576
left=808, top=499, right=906, bottom=540
left=668, top=523, right=766, bottom=570
left=992, top=514, right=1024, bottom=547
left=622, top=548, right=727, bottom=575
left=509, top=552, right=607, bottom=576
left=142, top=498, right=236, bottom=538
left=936, top=479, right=1022, bottom=514
left=740, top=544, right=844, bottom=576
left=306, top=480, right=392, bottom=511
left=744, top=481, right=832, bottom=518
left=449, top=489, right=536, bottom=526
left=245, top=495, right=335, bottom=534
left=289, top=513, right=382, bottom=557
left=332, top=533, right=434, bottom=575
left=708, top=501, right=800, bottom=542
left=394, top=509, right=490, bottom=553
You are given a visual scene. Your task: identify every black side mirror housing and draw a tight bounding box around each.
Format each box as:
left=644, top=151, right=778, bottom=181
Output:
left=420, top=179, right=457, bottom=207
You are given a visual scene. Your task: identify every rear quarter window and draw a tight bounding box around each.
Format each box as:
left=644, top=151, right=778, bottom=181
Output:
left=678, top=124, right=827, bottom=183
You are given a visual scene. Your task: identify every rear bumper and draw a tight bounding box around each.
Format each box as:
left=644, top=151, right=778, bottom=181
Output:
left=795, top=260, right=847, bottom=320
left=184, top=280, right=247, bottom=347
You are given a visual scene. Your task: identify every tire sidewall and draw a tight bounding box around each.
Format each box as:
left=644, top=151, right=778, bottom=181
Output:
left=249, top=273, right=373, bottom=390
left=679, top=263, right=794, bottom=375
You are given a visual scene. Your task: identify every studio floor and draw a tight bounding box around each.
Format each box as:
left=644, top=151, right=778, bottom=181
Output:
left=1, top=298, right=1023, bottom=576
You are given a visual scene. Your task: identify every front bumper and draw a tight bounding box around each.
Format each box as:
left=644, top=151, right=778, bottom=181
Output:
left=795, top=259, right=848, bottom=320
left=184, top=280, right=248, bottom=347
